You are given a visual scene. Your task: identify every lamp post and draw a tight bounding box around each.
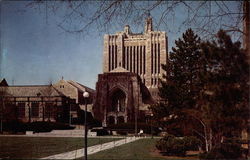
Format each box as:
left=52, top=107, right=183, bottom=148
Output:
left=83, top=91, right=89, bottom=160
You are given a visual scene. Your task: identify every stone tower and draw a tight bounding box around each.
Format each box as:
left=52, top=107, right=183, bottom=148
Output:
left=102, top=16, right=168, bottom=99
left=94, top=16, right=168, bottom=126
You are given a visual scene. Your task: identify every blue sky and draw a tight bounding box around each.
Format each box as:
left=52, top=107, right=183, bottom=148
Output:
left=1, top=1, right=103, bottom=88
left=0, top=1, right=241, bottom=89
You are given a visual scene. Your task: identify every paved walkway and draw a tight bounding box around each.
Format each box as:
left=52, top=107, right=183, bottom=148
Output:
left=41, top=136, right=142, bottom=159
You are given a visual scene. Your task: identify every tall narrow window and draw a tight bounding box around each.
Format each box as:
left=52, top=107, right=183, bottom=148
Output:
left=18, top=102, right=25, bottom=118
left=140, top=46, right=142, bottom=74
left=127, top=47, right=129, bottom=70
left=115, top=45, right=117, bottom=68
left=151, top=44, right=154, bottom=74
left=122, top=46, right=125, bottom=68
left=154, top=43, right=157, bottom=73
left=45, top=102, right=53, bottom=118
left=143, top=46, right=146, bottom=74
left=109, top=45, right=111, bottom=71
left=31, top=102, right=39, bottom=118
left=130, top=46, right=132, bottom=72
left=133, top=46, right=135, bottom=73
left=158, top=43, right=160, bottom=73
left=111, top=45, right=114, bottom=70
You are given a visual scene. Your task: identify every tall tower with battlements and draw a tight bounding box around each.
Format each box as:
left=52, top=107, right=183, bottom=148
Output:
left=102, top=16, right=168, bottom=98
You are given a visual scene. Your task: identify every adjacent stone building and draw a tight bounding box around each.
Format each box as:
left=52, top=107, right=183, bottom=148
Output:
left=53, top=79, right=95, bottom=118
left=0, top=84, right=70, bottom=122
left=0, top=79, right=95, bottom=123
left=94, top=16, right=168, bottom=126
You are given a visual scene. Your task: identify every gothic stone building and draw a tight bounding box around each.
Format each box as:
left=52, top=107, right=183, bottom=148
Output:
left=93, top=17, right=168, bottom=126
left=0, top=84, right=70, bottom=123
left=0, top=79, right=95, bottom=123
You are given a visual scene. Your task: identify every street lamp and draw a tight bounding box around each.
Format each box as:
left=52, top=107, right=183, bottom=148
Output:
left=83, top=91, right=89, bottom=160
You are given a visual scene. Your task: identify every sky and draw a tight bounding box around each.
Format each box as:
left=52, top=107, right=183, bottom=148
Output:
left=0, top=1, right=241, bottom=89
left=1, top=1, right=104, bottom=88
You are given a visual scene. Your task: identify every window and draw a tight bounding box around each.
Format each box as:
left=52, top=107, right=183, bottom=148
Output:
left=151, top=44, right=154, bottom=74
left=158, top=43, right=160, bottom=73
left=143, top=46, right=146, bottom=74
left=45, top=102, right=53, bottom=118
left=31, top=102, right=39, bottom=117
left=18, top=102, right=25, bottom=118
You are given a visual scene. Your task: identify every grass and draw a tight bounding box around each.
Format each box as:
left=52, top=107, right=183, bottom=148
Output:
left=88, top=138, right=198, bottom=160
left=0, top=136, right=120, bottom=159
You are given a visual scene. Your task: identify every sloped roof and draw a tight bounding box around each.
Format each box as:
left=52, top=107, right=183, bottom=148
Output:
left=67, top=80, right=95, bottom=93
left=3, top=85, right=64, bottom=97
left=0, top=78, right=8, bottom=86
left=110, top=67, right=129, bottom=73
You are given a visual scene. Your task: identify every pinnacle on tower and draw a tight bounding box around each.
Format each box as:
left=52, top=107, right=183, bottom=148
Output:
left=144, top=11, right=153, bottom=33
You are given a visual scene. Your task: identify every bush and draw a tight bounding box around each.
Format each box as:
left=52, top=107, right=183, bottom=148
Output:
left=183, top=136, right=201, bottom=151
left=156, top=134, right=201, bottom=156
left=2, top=121, right=26, bottom=133
left=199, top=142, right=243, bottom=160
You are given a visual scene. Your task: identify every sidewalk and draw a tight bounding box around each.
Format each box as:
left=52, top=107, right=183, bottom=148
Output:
left=41, top=136, right=142, bottom=159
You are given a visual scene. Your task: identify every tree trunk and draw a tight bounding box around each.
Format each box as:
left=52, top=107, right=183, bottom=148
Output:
left=204, top=126, right=209, bottom=152
left=208, top=128, right=213, bottom=151
left=243, top=0, right=250, bottom=61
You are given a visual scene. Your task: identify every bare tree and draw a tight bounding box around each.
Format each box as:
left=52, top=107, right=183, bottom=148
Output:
left=25, top=1, right=249, bottom=49
left=18, top=0, right=249, bottom=64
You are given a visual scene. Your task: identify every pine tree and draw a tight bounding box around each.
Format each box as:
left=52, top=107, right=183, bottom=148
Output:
left=199, top=30, right=249, bottom=145
left=151, top=28, right=206, bottom=143
left=152, top=29, right=203, bottom=114
left=151, top=29, right=249, bottom=152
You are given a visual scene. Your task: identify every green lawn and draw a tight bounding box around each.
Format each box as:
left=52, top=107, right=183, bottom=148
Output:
left=88, top=138, right=198, bottom=160
left=0, top=136, right=120, bottom=159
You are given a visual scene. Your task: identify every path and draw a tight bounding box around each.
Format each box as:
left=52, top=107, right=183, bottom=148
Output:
left=41, top=136, right=142, bottom=159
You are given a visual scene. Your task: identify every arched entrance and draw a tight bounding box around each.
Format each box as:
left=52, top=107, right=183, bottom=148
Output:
left=117, top=116, right=125, bottom=124
left=111, top=89, right=126, bottom=112
left=108, top=116, right=115, bottom=125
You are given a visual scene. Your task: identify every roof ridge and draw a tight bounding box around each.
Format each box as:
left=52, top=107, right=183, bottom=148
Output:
left=7, top=85, right=51, bottom=87
left=51, top=86, right=66, bottom=97
left=67, top=81, right=86, bottom=92
left=76, top=82, right=95, bottom=91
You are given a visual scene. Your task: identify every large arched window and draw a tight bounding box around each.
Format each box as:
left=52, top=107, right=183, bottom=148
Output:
left=111, top=89, right=126, bottom=112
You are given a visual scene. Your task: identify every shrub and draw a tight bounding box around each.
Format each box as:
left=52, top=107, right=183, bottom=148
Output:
left=199, top=142, right=243, bottom=160
left=183, top=136, right=201, bottom=150
left=156, top=134, right=201, bottom=156
left=2, top=121, right=26, bottom=133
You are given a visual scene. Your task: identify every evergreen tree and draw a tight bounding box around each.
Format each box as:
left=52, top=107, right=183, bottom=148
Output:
left=151, top=29, right=249, bottom=152
left=199, top=30, right=249, bottom=144
left=151, top=29, right=203, bottom=119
